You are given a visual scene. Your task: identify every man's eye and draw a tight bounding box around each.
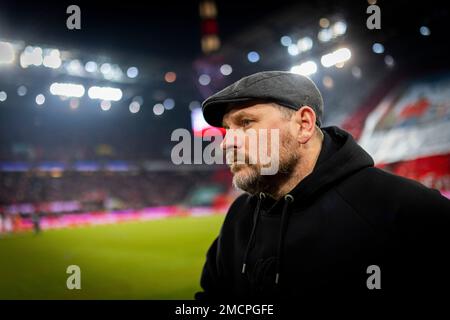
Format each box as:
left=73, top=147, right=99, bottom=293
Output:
left=241, top=119, right=253, bottom=127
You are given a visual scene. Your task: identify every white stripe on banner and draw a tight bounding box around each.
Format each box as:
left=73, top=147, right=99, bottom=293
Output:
left=360, top=121, right=450, bottom=164
left=359, top=74, right=450, bottom=164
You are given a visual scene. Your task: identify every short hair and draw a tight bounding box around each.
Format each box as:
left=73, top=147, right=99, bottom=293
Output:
left=272, top=102, right=323, bottom=137
left=272, top=103, right=296, bottom=119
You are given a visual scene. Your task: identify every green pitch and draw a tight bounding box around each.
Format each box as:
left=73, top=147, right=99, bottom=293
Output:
left=0, top=214, right=224, bottom=299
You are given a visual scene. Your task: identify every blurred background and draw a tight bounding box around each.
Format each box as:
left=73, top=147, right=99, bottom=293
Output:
left=0, top=0, right=449, bottom=299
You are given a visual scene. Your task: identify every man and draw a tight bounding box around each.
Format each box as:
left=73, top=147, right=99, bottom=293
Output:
left=31, top=211, right=41, bottom=235
left=195, top=71, right=450, bottom=301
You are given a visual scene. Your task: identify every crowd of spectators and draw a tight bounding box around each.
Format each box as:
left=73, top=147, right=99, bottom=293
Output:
left=0, top=168, right=231, bottom=214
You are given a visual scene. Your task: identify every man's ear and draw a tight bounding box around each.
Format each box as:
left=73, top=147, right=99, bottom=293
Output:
left=293, top=106, right=317, bottom=144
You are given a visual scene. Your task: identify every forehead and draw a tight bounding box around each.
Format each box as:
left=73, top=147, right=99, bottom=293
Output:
left=221, top=102, right=278, bottom=126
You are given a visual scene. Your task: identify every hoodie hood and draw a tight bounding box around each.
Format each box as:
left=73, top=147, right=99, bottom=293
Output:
left=287, top=126, right=374, bottom=203
left=250, top=126, right=374, bottom=211
left=241, top=126, right=374, bottom=287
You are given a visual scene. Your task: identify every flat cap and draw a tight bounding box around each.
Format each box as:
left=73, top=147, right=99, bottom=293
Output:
left=202, top=71, right=324, bottom=127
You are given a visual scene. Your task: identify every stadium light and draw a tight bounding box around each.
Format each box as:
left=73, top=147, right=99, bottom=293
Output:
left=319, top=18, right=330, bottom=28
left=163, top=98, right=175, bottom=110
left=66, top=59, right=84, bottom=75
left=372, top=43, right=384, bottom=54
left=220, top=64, right=232, bottom=76
left=153, top=103, right=164, bottom=115
left=290, top=60, right=317, bottom=76
left=384, top=55, right=395, bottom=67
left=297, top=37, right=313, bottom=52
left=50, top=83, right=85, bottom=98
left=165, top=72, right=177, bottom=83
left=100, top=63, right=112, bottom=75
left=126, top=66, right=139, bottom=78
left=43, top=49, right=61, bottom=69
left=100, top=100, right=111, bottom=111
left=247, top=51, right=260, bottom=63
left=69, top=98, right=80, bottom=110
left=0, top=91, right=7, bottom=102
left=287, top=44, right=300, bottom=56
left=332, top=21, right=347, bottom=36
left=88, top=86, right=122, bottom=101
left=321, top=48, right=352, bottom=68
left=351, top=66, right=362, bottom=79
left=35, top=94, right=45, bottom=105
left=0, top=41, right=15, bottom=64
left=20, top=46, right=43, bottom=68
left=322, top=76, right=334, bottom=89
left=85, top=61, right=98, bottom=73
left=103, top=64, right=123, bottom=81
left=420, top=26, right=431, bottom=36
left=129, top=101, right=140, bottom=113
left=17, top=85, right=27, bottom=96
left=318, top=29, right=333, bottom=42
left=280, top=36, right=292, bottom=47
left=198, top=74, right=211, bottom=86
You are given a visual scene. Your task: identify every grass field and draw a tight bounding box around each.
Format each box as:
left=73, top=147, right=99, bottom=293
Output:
left=0, top=214, right=224, bottom=299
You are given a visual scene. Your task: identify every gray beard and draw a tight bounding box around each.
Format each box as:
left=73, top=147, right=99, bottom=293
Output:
left=232, top=153, right=299, bottom=196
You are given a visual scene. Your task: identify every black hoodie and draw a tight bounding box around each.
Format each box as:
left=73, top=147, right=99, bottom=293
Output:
left=195, top=126, right=450, bottom=301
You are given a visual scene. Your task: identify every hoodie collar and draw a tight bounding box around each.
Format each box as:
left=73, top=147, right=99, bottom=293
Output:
left=286, top=126, right=374, bottom=205
left=256, top=126, right=374, bottom=211
left=315, top=125, right=340, bottom=167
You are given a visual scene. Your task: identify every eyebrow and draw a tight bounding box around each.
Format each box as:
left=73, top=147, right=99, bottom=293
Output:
left=222, top=111, right=255, bottom=128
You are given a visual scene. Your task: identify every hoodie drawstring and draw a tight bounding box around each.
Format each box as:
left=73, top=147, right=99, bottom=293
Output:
left=241, top=193, right=295, bottom=286
left=241, top=192, right=265, bottom=274
left=275, top=194, right=294, bottom=284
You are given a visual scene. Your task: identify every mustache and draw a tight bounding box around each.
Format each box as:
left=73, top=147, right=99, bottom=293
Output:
left=226, top=150, right=247, bottom=165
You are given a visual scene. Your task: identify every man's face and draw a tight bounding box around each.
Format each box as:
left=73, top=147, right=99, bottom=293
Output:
left=221, top=102, right=300, bottom=194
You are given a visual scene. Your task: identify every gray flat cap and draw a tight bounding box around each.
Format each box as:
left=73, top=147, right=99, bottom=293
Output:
left=202, top=71, right=324, bottom=127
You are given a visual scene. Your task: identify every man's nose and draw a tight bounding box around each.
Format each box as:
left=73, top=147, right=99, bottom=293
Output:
left=220, top=129, right=243, bottom=151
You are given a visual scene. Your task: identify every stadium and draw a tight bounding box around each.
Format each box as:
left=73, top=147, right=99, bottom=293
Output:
left=0, top=0, right=449, bottom=305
